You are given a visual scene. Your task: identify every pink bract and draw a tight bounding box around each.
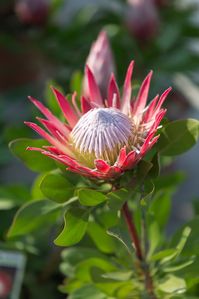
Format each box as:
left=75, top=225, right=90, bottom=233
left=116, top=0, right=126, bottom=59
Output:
left=82, top=30, right=115, bottom=99
left=25, top=61, right=171, bottom=180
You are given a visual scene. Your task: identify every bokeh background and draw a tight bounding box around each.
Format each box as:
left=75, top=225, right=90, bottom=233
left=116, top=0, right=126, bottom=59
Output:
left=0, top=0, right=199, bottom=298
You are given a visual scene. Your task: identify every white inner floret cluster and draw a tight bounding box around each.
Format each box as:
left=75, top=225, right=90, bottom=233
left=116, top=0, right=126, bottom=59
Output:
left=70, top=107, right=146, bottom=167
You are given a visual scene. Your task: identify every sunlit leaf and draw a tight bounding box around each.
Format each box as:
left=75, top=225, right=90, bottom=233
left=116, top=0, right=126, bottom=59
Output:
left=158, top=275, right=186, bottom=294
left=7, top=199, right=61, bottom=238
left=54, top=207, right=89, bottom=246
left=40, top=173, right=75, bottom=203
left=157, top=119, right=199, bottom=156
left=78, top=189, right=107, bottom=206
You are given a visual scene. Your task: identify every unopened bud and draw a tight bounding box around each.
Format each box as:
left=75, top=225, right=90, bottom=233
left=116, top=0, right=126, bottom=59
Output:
left=83, top=30, right=115, bottom=99
left=15, top=0, right=49, bottom=26
left=125, top=0, right=159, bottom=41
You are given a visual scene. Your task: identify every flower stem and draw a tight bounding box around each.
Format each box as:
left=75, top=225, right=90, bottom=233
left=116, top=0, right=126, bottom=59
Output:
left=122, top=201, right=157, bottom=299
left=122, top=201, right=143, bottom=261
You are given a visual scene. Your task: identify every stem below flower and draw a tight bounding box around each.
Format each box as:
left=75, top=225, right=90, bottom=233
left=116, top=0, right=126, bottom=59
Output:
left=122, top=201, right=143, bottom=261
left=122, top=201, right=157, bottom=299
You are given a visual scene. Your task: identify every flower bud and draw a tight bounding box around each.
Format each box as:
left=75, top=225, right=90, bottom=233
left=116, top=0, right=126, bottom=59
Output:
left=125, top=0, right=159, bottom=41
left=15, top=0, right=49, bottom=26
left=83, top=30, right=115, bottom=99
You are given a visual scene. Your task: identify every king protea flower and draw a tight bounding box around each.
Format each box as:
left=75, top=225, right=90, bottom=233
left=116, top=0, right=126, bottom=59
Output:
left=25, top=61, right=171, bottom=180
left=82, top=30, right=115, bottom=99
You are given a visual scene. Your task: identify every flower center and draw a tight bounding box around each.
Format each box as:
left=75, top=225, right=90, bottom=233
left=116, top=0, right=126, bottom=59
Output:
left=70, top=108, right=133, bottom=167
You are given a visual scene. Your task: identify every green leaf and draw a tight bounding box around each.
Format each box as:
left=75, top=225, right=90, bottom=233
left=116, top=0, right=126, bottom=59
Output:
left=154, top=172, right=185, bottom=192
left=7, top=199, right=61, bottom=238
left=60, top=247, right=107, bottom=277
left=68, top=284, right=106, bottom=299
left=70, top=71, right=83, bottom=96
left=90, top=268, right=132, bottom=296
left=54, top=207, right=89, bottom=246
left=31, top=173, right=46, bottom=200
left=137, top=160, right=153, bottom=181
left=75, top=257, right=116, bottom=282
left=102, top=271, right=132, bottom=282
left=157, top=119, right=199, bottom=156
left=107, top=189, right=127, bottom=211
left=179, top=257, right=199, bottom=290
left=78, top=189, right=107, bottom=207
left=0, top=185, right=30, bottom=208
left=140, top=180, right=154, bottom=205
left=158, top=275, right=186, bottom=294
left=97, top=209, right=119, bottom=229
left=163, top=258, right=195, bottom=272
left=148, top=192, right=171, bottom=230
left=87, top=222, right=116, bottom=254
left=162, top=227, right=191, bottom=263
left=170, top=218, right=199, bottom=256
left=148, top=153, right=160, bottom=178
left=147, top=221, right=161, bottom=258
left=0, top=199, right=16, bottom=210
left=107, top=227, right=132, bottom=255
left=9, top=138, right=55, bottom=172
left=40, top=173, right=74, bottom=203
left=192, top=198, right=199, bottom=216
left=150, top=249, right=178, bottom=262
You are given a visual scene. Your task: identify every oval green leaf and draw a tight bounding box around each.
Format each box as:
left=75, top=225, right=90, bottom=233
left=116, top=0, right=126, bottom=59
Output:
left=87, top=222, right=116, bottom=254
left=157, top=119, right=199, bottom=156
left=78, top=189, right=107, bottom=206
left=40, top=173, right=74, bottom=203
left=54, top=207, right=89, bottom=246
left=7, top=199, right=61, bottom=238
left=158, top=275, right=186, bottom=294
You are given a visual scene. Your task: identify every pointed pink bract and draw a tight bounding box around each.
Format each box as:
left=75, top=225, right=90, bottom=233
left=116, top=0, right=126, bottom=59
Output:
left=85, top=66, right=103, bottom=106
left=122, top=61, right=134, bottom=114
left=133, top=70, right=153, bottom=116
left=52, top=87, right=78, bottom=127
left=107, top=74, right=120, bottom=108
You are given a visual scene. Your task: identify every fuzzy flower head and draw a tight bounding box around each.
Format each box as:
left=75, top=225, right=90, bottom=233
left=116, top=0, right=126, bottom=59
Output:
left=25, top=61, right=171, bottom=180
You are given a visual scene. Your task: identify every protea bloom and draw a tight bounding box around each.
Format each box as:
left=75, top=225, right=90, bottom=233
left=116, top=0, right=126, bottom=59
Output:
left=25, top=61, right=171, bottom=180
left=82, top=30, right=115, bottom=99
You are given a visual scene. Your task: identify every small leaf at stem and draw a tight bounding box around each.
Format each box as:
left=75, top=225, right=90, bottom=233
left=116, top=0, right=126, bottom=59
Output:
left=78, top=189, right=107, bottom=206
left=40, top=172, right=75, bottom=203
left=54, top=207, right=89, bottom=246
left=87, top=222, right=116, bottom=254
left=107, top=227, right=133, bottom=255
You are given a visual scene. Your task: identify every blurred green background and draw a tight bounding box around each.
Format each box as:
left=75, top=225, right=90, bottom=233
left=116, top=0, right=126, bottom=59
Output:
left=0, top=0, right=199, bottom=298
